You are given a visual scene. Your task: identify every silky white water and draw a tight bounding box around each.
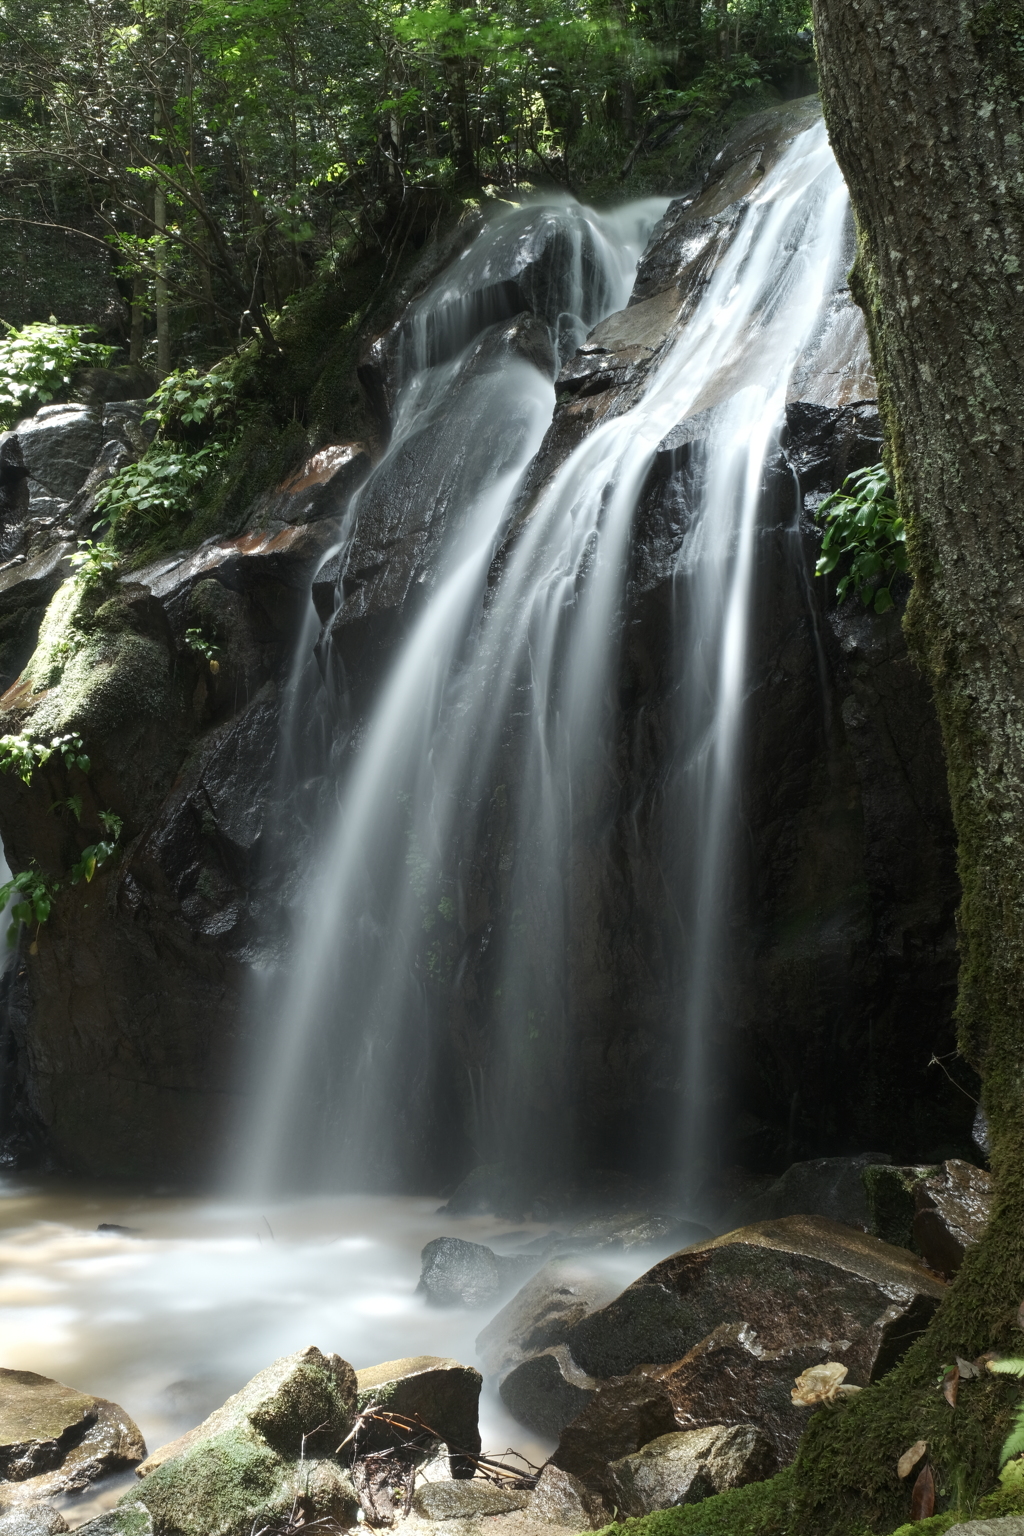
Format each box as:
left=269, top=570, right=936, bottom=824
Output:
left=243, top=121, right=849, bottom=1200
left=240, top=196, right=666, bottom=1194
left=0, top=1177, right=679, bottom=1524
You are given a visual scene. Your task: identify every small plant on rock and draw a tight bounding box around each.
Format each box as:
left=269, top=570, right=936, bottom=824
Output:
left=0, top=731, right=90, bottom=785
left=70, top=539, right=119, bottom=586
left=815, top=461, right=908, bottom=614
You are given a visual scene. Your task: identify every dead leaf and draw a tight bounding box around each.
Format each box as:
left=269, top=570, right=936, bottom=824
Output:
left=911, top=1463, right=936, bottom=1521
left=942, top=1365, right=960, bottom=1407
left=956, top=1355, right=979, bottom=1380
left=791, top=1362, right=848, bottom=1407
left=897, top=1441, right=928, bottom=1480
left=1016, top=1299, right=1024, bottom=1331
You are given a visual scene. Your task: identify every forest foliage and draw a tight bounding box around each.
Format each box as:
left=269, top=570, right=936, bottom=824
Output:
left=0, top=0, right=813, bottom=367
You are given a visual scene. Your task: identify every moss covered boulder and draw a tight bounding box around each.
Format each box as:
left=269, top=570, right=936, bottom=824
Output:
left=80, top=1346, right=358, bottom=1536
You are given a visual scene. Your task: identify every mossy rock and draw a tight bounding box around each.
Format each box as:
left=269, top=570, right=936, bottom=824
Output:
left=103, top=1347, right=359, bottom=1536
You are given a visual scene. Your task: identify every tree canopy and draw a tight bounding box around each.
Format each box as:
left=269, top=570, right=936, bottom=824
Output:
left=0, top=0, right=813, bottom=366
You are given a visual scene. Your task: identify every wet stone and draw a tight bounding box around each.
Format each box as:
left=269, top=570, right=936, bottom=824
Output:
left=913, top=1160, right=991, bottom=1279
left=606, top=1423, right=777, bottom=1516
left=498, top=1348, right=597, bottom=1439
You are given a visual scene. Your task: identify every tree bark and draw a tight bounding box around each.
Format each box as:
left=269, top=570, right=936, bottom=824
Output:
left=767, top=3, right=1024, bottom=1525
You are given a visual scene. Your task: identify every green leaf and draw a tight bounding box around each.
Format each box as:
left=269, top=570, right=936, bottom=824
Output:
left=874, top=587, right=894, bottom=614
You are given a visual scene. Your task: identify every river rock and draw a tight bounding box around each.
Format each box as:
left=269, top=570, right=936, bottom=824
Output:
left=605, top=1423, right=777, bottom=1515
left=139, top=1345, right=355, bottom=1475
left=354, top=1356, right=481, bottom=1477
left=412, top=1481, right=531, bottom=1519
left=0, top=1370, right=145, bottom=1501
left=476, top=1260, right=619, bottom=1378
left=498, top=1348, right=597, bottom=1439
left=0, top=1507, right=69, bottom=1536
left=722, top=1153, right=892, bottom=1231
left=114, top=1346, right=358, bottom=1536
left=548, top=1369, right=678, bottom=1497
left=0, top=1370, right=97, bottom=1482
left=913, top=1160, right=991, bottom=1278
left=417, top=1236, right=534, bottom=1309
left=528, top=1465, right=605, bottom=1528
left=563, top=1216, right=946, bottom=1383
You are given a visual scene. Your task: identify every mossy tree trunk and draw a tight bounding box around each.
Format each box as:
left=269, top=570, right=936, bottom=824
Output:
left=785, top=1, right=1024, bottom=1527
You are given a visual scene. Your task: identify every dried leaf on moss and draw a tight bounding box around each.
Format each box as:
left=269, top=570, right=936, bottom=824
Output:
left=897, top=1441, right=927, bottom=1480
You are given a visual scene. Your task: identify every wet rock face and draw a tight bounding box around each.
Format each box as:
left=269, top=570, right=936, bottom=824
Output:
left=498, top=1348, right=597, bottom=1440
left=417, top=1237, right=537, bottom=1310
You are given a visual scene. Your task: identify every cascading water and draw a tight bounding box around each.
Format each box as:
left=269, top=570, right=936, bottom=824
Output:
left=243, top=119, right=850, bottom=1203
left=241, top=197, right=666, bottom=1193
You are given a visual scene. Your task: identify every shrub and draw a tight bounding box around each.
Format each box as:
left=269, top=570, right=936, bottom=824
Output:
left=0, top=319, right=116, bottom=429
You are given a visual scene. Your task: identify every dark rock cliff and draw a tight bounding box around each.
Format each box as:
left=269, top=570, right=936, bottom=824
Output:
left=0, top=99, right=964, bottom=1186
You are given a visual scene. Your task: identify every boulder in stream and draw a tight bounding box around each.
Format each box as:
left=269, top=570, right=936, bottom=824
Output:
left=417, top=1236, right=534, bottom=1309
left=0, top=1369, right=145, bottom=1506
left=527, top=1464, right=605, bottom=1528
left=548, top=1368, right=678, bottom=1498
left=498, top=1348, right=597, bottom=1439
left=354, top=1356, right=482, bottom=1477
left=0, top=1507, right=69, bottom=1536
left=475, top=1259, right=618, bottom=1379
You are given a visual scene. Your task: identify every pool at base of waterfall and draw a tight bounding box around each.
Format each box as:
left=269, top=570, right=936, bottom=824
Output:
left=0, top=1179, right=669, bottom=1526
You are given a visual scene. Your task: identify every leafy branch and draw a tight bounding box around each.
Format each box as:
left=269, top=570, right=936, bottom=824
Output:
left=815, top=462, right=909, bottom=614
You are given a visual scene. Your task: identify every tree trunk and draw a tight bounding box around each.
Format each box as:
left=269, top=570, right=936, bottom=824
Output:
left=779, top=3, right=1024, bottom=1525
left=153, top=183, right=171, bottom=379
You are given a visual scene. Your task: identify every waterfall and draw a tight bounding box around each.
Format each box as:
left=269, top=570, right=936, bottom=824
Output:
left=241, top=121, right=850, bottom=1202
left=240, top=197, right=666, bottom=1193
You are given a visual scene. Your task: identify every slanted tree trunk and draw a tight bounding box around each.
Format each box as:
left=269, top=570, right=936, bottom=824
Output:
left=770, top=3, right=1024, bottom=1527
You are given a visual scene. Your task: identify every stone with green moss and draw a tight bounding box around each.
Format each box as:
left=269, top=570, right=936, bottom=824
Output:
left=80, top=1347, right=360, bottom=1536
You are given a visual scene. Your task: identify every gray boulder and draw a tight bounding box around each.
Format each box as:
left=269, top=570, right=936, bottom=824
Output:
left=476, top=1260, right=619, bottom=1378
left=4, top=404, right=104, bottom=519
left=528, top=1465, right=605, bottom=1528
left=0, top=1506, right=69, bottom=1536
left=945, top=1524, right=1024, bottom=1536
left=499, top=1348, right=597, bottom=1439
left=563, top=1216, right=946, bottom=1383
left=417, top=1236, right=535, bottom=1309
left=0, top=1369, right=97, bottom=1482
left=412, top=1480, right=531, bottom=1519
left=913, top=1160, right=991, bottom=1278
left=549, top=1369, right=678, bottom=1498
left=354, top=1356, right=481, bottom=1477
left=606, top=1424, right=777, bottom=1515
